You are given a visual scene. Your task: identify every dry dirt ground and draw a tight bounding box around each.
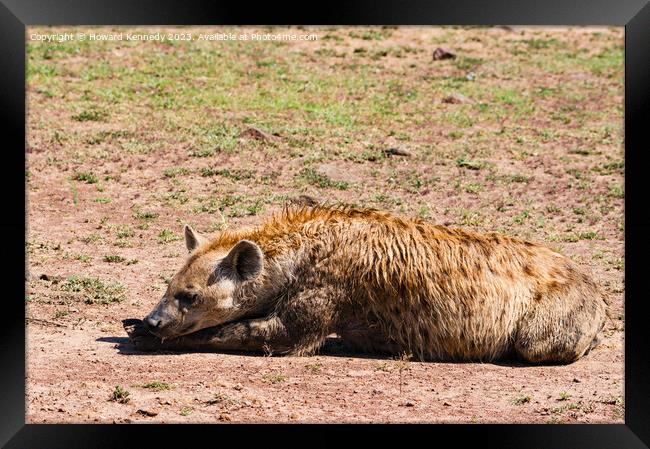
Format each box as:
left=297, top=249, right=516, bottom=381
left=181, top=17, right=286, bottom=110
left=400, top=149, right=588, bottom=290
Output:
left=26, top=26, right=624, bottom=423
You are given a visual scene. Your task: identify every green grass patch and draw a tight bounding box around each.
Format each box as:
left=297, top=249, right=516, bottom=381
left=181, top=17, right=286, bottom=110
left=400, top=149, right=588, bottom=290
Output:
left=72, top=171, right=98, bottom=184
left=349, top=29, right=392, bottom=40
left=71, top=108, right=108, bottom=122
left=163, top=167, right=190, bottom=178
left=262, top=372, right=287, bottom=383
left=512, top=394, right=532, bottom=405
left=513, top=209, right=531, bottom=225
left=523, top=38, right=561, bottom=50
left=60, top=276, right=126, bottom=304
left=188, top=148, right=216, bottom=158
left=609, top=184, right=624, bottom=198
left=215, top=168, right=256, bottom=181
left=133, top=210, right=159, bottom=220
left=443, top=111, right=474, bottom=128
left=200, top=167, right=217, bottom=177
left=110, top=386, right=130, bottom=404
left=455, top=156, right=485, bottom=170
left=503, top=174, right=532, bottom=183
left=141, top=381, right=171, bottom=391
left=454, top=56, right=485, bottom=71
left=157, top=229, right=182, bottom=244
left=63, top=252, right=92, bottom=263
left=116, top=226, right=135, bottom=238
left=298, top=168, right=349, bottom=190
left=53, top=310, right=69, bottom=319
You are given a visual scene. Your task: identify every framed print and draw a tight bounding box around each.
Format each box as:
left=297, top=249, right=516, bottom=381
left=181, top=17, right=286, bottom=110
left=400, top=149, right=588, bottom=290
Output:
left=2, top=0, right=648, bottom=447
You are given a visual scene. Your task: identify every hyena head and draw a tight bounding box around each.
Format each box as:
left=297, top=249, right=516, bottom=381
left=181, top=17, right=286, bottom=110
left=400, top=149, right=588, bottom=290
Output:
left=143, top=225, right=264, bottom=338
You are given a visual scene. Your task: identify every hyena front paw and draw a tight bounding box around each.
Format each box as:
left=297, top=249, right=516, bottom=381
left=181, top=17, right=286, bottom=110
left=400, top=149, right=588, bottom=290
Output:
left=122, top=318, right=163, bottom=351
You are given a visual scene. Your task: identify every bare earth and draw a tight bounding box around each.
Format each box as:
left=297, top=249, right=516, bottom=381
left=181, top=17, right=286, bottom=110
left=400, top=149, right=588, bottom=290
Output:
left=26, top=26, right=624, bottom=423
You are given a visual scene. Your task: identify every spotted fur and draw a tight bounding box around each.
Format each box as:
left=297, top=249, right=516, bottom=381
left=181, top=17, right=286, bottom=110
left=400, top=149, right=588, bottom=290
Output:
left=140, top=205, right=607, bottom=364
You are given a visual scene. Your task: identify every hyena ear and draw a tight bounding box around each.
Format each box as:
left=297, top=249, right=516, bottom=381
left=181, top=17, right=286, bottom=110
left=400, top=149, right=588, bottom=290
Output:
left=220, top=240, right=263, bottom=282
left=184, top=225, right=208, bottom=252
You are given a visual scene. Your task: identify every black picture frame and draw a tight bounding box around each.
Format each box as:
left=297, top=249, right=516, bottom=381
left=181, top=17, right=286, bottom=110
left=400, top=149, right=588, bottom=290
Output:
left=4, top=1, right=648, bottom=447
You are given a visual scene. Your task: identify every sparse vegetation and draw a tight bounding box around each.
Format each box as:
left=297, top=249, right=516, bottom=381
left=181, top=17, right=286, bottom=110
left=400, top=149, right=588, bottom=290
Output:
left=163, top=167, right=190, bottom=178
left=72, top=171, right=98, bottom=184
left=512, top=394, right=531, bottom=405
left=609, top=184, right=624, bottom=198
left=216, top=168, right=256, bottom=181
left=141, top=381, right=171, bottom=391
left=262, top=372, right=287, bottom=384
left=72, top=108, right=107, bottom=122
left=395, top=352, right=412, bottom=396
left=134, top=210, right=159, bottom=220
left=298, top=168, right=349, bottom=190
left=59, top=276, right=126, bottom=304
left=53, top=310, right=68, bottom=319
left=116, top=226, right=135, bottom=239
left=110, top=386, right=130, bottom=404
left=305, top=363, right=323, bottom=373
left=79, top=233, right=102, bottom=244
left=157, top=229, right=182, bottom=244
left=63, top=252, right=91, bottom=263
left=26, top=25, right=624, bottom=424
left=455, top=156, right=485, bottom=170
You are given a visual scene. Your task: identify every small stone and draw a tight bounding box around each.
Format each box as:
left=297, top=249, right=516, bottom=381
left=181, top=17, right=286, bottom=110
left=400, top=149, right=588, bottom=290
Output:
left=432, top=47, right=456, bottom=60
left=404, top=401, right=415, bottom=407
left=573, top=378, right=581, bottom=383
left=137, top=408, right=159, bottom=417
left=442, top=93, right=474, bottom=104
left=290, top=195, right=319, bottom=207
left=239, top=126, right=279, bottom=141
left=39, top=273, right=63, bottom=282
left=233, top=383, right=243, bottom=391
left=383, top=147, right=412, bottom=157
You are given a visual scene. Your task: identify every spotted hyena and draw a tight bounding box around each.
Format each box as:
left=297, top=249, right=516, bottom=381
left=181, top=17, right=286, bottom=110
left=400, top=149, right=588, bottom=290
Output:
left=124, top=204, right=607, bottom=363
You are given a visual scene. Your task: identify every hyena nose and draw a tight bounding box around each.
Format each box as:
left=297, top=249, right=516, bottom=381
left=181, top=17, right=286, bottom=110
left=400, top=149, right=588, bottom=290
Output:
left=144, top=316, right=162, bottom=330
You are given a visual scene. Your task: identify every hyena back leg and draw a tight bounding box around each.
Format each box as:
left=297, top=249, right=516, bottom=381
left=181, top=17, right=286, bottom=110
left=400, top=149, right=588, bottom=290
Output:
left=206, top=285, right=341, bottom=355
left=336, top=326, right=402, bottom=356
left=514, top=291, right=606, bottom=364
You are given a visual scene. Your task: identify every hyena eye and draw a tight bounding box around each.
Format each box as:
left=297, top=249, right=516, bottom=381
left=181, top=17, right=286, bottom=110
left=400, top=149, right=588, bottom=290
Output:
left=175, top=291, right=198, bottom=304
